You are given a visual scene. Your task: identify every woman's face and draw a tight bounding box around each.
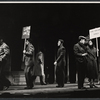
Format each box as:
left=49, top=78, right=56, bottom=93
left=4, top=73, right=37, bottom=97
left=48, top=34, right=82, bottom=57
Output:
left=89, top=40, right=93, bottom=46
left=38, top=54, right=42, bottom=59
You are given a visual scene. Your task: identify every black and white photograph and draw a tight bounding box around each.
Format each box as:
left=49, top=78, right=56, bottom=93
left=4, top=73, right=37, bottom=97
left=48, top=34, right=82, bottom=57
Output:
left=0, top=2, right=100, bottom=98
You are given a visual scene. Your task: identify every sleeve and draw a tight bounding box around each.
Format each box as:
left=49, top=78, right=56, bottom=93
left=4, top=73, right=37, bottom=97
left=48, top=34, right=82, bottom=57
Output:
left=2, top=44, right=10, bottom=60
left=56, top=48, right=65, bottom=63
left=38, top=58, right=42, bottom=64
left=25, top=44, right=34, bottom=57
left=73, top=44, right=83, bottom=57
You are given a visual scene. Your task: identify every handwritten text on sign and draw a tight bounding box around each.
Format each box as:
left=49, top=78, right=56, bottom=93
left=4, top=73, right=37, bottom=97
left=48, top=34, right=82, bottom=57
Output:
left=22, top=26, right=31, bottom=39
left=89, top=27, right=100, bottom=39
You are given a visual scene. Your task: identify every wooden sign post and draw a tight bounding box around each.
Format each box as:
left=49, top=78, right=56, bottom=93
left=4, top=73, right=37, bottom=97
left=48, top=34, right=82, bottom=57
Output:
left=89, top=27, right=100, bottom=83
left=22, top=26, right=31, bottom=62
left=89, top=27, right=100, bottom=57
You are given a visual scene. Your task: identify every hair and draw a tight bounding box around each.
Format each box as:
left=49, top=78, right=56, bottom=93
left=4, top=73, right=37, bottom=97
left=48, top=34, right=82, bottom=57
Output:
left=0, top=36, right=3, bottom=41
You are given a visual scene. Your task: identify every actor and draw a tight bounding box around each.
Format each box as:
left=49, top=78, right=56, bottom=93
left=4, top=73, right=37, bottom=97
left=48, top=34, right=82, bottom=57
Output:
left=0, top=37, right=11, bottom=90
left=74, top=36, right=87, bottom=89
left=23, top=38, right=35, bottom=89
left=54, top=39, right=66, bottom=87
left=32, top=51, right=46, bottom=85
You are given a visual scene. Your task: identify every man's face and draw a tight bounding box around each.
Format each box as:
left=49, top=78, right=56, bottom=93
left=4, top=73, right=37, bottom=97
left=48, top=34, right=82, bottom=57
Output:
left=58, top=41, right=61, bottom=46
left=80, top=39, right=86, bottom=44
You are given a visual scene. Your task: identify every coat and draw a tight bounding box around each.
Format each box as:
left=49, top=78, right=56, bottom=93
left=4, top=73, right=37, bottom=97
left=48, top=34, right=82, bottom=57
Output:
left=24, top=42, right=35, bottom=68
left=0, top=42, right=11, bottom=72
left=86, top=46, right=98, bottom=79
left=56, top=45, right=66, bottom=68
left=33, top=52, right=45, bottom=76
left=74, top=42, right=87, bottom=64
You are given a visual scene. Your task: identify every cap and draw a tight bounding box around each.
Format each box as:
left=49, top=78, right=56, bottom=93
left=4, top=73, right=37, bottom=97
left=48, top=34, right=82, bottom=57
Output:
left=79, top=36, right=86, bottom=40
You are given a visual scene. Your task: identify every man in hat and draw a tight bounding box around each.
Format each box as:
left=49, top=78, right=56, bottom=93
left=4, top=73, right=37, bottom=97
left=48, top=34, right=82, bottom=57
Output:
left=74, top=36, right=88, bottom=89
left=54, top=39, right=66, bottom=87
left=23, top=38, right=35, bottom=89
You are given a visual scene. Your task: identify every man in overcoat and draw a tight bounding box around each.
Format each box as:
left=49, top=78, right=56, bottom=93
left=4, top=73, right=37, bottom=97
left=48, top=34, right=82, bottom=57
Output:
left=0, top=37, right=11, bottom=90
left=23, top=38, right=35, bottom=89
left=74, top=36, right=87, bottom=89
left=54, top=39, right=66, bottom=87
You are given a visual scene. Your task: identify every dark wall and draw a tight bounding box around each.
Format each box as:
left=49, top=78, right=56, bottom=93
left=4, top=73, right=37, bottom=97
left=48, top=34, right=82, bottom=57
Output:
left=0, top=3, right=100, bottom=83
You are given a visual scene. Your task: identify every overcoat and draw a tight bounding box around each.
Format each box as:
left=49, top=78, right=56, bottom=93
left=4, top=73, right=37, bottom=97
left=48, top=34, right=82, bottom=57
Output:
left=24, top=42, right=35, bottom=72
left=86, top=46, right=98, bottom=79
left=55, top=45, right=66, bottom=86
left=56, top=45, right=66, bottom=68
left=0, top=42, right=11, bottom=72
left=33, top=52, right=45, bottom=76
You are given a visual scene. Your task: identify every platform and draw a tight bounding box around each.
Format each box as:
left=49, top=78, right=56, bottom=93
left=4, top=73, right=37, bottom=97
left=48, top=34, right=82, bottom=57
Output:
left=0, top=82, right=100, bottom=98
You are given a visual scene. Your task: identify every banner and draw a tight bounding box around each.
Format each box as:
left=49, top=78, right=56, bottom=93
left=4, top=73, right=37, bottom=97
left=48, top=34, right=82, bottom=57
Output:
left=22, top=26, right=31, bottom=39
left=89, top=27, right=100, bottom=39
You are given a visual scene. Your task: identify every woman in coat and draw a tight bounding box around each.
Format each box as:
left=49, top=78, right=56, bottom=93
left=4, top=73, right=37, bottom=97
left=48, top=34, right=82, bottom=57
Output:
left=86, top=40, right=98, bottom=88
left=33, top=51, right=46, bottom=85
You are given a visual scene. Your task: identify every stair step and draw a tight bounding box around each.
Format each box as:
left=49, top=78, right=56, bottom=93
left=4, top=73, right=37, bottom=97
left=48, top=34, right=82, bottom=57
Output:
left=11, top=71, right=40, bottom=85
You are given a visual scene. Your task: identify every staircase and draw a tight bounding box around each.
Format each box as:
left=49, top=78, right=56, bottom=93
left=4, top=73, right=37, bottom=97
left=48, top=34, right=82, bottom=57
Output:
left=12, top=71, right=40, bottom=85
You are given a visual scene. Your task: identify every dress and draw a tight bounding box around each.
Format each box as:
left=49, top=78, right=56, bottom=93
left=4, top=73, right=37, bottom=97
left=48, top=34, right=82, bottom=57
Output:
left=32, top=52, right=46, bottom=85
left=86, top=46, right=98, bottom=80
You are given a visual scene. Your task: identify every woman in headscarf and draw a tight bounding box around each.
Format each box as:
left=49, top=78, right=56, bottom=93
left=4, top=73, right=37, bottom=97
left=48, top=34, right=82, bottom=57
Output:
left=86, top=40, right=98, bottom=88
left=32, top=51, right=46, bottom=85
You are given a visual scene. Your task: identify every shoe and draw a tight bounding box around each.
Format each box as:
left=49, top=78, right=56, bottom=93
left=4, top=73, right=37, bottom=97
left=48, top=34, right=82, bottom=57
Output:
left=24, top=87, right=32, bottom=89
left=61, top=85, right=64, bottom=87
left=56, top=85, right=61, bottom=87
left=3, top=86, right=9, bottom=90
left=41, top=82, right=47, bottom=85
left=93, top=84, right=98, bottom=88
left=28, top=87, right=33, bottom=89
left=24, top=87, right=29, bottom=89
left=90, top=84, right=93, bottom=88
left=78, top=87, right=87, bottom=89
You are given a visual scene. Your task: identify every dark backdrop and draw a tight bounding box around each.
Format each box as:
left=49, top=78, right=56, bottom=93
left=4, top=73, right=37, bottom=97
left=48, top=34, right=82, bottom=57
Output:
left=0, top=3, right=100, bottom=83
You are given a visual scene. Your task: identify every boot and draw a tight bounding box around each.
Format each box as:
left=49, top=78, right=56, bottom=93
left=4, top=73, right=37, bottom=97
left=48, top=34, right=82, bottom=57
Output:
left=40, top=76, right=46, bottom=85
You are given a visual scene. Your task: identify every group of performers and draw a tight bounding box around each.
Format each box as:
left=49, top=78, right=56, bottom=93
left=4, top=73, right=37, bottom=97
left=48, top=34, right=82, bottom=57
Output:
left=0, top=35, right=99, bottom=90
left=23, top=38, right=66, bottom=89
left=74, top=36, right=98, bottom=89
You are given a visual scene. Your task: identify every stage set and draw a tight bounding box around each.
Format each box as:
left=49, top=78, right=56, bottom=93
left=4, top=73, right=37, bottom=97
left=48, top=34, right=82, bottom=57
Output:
left=1, top=3, right=100, bottom=98
left=0, top=71, right=100, bottom=98
left=0, top=80, right=100, bottom=98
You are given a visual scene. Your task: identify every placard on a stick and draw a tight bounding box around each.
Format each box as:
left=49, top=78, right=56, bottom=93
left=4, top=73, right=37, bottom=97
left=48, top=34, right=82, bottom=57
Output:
left=22, top=26, right=31, bottom=39
left=89, top=27, right=100, bottom=39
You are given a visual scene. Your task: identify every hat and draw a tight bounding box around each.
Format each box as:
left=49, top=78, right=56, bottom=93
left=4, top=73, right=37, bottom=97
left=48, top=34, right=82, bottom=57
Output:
left=79, top=36, right=86, bottom=40
left=27, top=38, right=33, bottom=43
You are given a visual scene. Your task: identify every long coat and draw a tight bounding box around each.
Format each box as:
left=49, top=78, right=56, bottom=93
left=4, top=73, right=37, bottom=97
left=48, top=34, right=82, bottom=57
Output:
left=56, top=45, right=66, bottom=68
left=74, top=42, right=87, bottom=88
left=0, top=42, right=11, bottom=72
left=74, top=43, right=87, bottom=64
left=86, top=46, right=98, bottom=79
left=33, top=52, right=45, bottom=76
left=55, top=45, right=66, bottom=85
left=24, top=42, right=35, bottom=68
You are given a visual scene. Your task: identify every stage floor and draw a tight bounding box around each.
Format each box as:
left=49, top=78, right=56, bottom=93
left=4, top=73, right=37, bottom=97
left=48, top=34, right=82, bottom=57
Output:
left=0, top=82, right=100, bottom=98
